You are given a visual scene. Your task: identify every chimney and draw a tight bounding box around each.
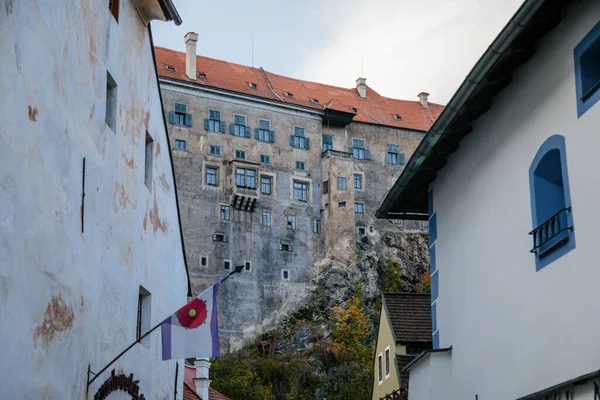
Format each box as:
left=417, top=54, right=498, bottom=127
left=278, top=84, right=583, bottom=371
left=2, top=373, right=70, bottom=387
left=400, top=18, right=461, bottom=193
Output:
left=356, top=77, right=367, bottom=99
left=194, top=358, right=211, bottom=400
left=184, top=32, right=199, bottom=80
left=418, top=92, right=429, bottom=107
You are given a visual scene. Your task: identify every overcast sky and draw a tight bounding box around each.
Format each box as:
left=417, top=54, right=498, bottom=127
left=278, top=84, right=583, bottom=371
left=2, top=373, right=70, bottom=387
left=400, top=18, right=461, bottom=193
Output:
left=152, top=0, right=524, bottom=104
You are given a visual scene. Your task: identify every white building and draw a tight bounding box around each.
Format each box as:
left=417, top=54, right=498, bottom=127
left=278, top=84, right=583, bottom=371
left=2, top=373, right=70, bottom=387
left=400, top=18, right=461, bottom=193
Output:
left=377, top=0, right=600, bottom=398
left=0, top=1, right=190, bottom=398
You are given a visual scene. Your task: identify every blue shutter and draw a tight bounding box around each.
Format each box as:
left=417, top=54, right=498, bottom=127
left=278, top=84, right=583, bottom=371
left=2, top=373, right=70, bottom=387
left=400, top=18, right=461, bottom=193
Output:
left=204, top=118, right=210, bottom=130
left=169, top=111, right=176, bottom=124
left=245, top=126, right=251, bottom=138
left=304, top=137, right=310, bottom=149
left=399, top=153, right=405, bottom=165
left=290, top=135, right=295, bottom=147
left=185, top=113, right=193, bottom=127
left=365, top=149, right=371, bottom=160
left=348, top=147, right=353, bottom=154
left=270, top=131, right=275, bottom=143
left=230, top=123, right=235, bottom=135
left=254, top=128, right=259, bottom=139
left=219, top=122, right=226, bottom=133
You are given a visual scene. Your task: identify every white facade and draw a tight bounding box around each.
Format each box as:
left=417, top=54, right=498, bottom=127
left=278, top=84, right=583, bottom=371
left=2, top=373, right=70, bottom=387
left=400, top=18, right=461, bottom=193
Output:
left=0, top=1, right=187, bottom=399
left=410, top=0, right=600, bottom=398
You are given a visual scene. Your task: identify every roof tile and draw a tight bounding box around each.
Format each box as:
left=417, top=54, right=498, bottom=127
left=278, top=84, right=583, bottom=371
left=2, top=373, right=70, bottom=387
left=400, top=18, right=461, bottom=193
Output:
left=384, top=293, right=432, bottom=344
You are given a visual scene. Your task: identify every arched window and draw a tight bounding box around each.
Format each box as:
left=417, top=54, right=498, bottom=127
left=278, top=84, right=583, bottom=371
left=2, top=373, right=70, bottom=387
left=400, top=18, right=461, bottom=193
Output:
left=529, top=135, right=575, bottom=271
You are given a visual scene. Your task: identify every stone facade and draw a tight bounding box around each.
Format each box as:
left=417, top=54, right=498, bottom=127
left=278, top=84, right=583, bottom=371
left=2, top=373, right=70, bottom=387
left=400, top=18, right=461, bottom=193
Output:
left=157, top=43, right=435, bottom=351
left=0, top=1, right=188, bottom=398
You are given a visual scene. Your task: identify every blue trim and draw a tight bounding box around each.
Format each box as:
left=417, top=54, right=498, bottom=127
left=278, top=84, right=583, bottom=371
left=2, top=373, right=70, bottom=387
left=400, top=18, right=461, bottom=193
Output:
left=574, top=20, right=600, bottom=118
left=429, top=244, right=436, bottom=273
left=431, top=270, right=439, bottom=301
left=529, top=135, right=575, bottom=271
left=429, top=213, right=437, bottom=244
left=428, top=189, right=434, bottom=217
left=431, top=302, right=437, bottom=333
left=432, top=331, right=439, bottom=349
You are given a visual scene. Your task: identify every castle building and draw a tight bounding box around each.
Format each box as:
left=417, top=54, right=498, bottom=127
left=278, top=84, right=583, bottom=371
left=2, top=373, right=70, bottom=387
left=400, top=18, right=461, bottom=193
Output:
left=155, top=35, right=443, bottom=349
left=0, top=0, right=189, bottom=398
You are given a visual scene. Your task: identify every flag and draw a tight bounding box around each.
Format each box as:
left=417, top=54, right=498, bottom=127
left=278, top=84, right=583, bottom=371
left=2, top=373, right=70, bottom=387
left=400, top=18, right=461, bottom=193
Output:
left=161, top=282, right=221, bottom=360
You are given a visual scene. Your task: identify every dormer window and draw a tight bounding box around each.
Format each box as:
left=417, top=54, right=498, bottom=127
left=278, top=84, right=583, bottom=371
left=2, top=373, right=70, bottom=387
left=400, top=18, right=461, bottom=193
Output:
left=197, top=72, right=206, bottom=79
left=248, top=82, right=257, bottom=89
left=166, top=65, right=175, bottom=72
left=284, top=92, right=293, bottom=98
left=350, top=106, right=357, bottom=113
left=310, top=98, right=319, bottom=104
left=394, top=114, right=402, bottom=121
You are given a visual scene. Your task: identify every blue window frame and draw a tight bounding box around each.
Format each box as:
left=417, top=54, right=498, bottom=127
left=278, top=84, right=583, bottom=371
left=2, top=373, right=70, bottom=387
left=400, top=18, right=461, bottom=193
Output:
left=529, top=135, right=575, bottom=271
left=255, top=120, right=275, bottom=143
left=337, top=177, right=347, bottom=190
left=350, top=138, right=371, bottom=160
left=322, top=134, right=333, bottom=152
left=231, top=115, right=250, bottom=137
left=209, top=145, right=221, bottom=156
left=174, top=139, right=187, bottom=150
left=574, top=21, right=600, bottom=117
left=290, top=127, right=310, bottom=149
left=169, top=103, right=192, bottom=127
left=295, top=161, right=305, bottom=171
left=204, top=110, right=226, bottom=133
left=260, top=154, right=270, bottom=164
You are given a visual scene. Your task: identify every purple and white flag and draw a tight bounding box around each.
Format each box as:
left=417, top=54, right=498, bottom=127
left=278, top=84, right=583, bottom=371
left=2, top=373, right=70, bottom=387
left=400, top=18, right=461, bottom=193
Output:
left=161, top=282, right=221, bottom=360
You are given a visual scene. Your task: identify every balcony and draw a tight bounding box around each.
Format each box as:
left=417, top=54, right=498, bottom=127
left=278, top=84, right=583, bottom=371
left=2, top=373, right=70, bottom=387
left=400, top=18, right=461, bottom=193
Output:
left=230, top=185, right=258, bottom=212
left=321, top=149, right=352, bottom=159
left=529, top=207, right=573, bottom=256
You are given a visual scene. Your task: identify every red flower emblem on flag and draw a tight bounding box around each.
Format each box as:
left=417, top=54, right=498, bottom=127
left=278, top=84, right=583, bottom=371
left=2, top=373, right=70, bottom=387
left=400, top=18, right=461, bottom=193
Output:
left=176, top=298, right=208, bottom=329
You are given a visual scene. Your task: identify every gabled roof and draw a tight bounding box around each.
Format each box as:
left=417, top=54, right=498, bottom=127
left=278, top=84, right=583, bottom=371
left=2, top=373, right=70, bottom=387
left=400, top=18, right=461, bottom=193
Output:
left=384, top=293, right=432, bottom=344
left=154, top=47, right=443, bottom=132
left=183, top=383, right=201, bottom=400
left=376, top=0, right=573, bottom=219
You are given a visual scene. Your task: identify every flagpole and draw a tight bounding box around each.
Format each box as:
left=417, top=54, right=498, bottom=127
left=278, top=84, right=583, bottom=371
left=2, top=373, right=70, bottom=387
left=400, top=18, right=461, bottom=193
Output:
left=86, top=265, right=244, bottom=393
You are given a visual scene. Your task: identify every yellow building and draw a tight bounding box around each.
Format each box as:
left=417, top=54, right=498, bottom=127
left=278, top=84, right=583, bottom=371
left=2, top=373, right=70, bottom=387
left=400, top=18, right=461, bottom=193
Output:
left=372, top=294, right=432, bottom=400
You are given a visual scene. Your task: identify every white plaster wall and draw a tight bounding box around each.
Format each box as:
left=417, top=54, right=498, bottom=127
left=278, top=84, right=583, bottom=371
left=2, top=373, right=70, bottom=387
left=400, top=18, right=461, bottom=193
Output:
left=427, top=0, right=600, bottom=398
left=408, top=352, right=451, bottom=400
left=0, top=0, right=187, bottom=399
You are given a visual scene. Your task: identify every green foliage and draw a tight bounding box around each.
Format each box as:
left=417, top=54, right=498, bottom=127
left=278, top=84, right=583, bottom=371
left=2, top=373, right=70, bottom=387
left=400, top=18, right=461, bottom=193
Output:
left=382, top=258, right=404, bottom=292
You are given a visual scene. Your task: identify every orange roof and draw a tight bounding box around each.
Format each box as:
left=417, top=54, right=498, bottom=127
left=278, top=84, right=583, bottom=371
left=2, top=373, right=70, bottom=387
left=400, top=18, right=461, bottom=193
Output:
left=155, top=47, right=443, bottom=132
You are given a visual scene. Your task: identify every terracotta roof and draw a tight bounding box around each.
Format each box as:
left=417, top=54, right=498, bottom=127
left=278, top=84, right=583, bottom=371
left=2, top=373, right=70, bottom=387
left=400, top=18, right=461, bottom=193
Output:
left=154, top=47, right=443, bottom=132
left=209, top=387, right=231, bottom=400
left=184, top=383, right=201, bottom=400
left=384, top=293, right=432, bottom=344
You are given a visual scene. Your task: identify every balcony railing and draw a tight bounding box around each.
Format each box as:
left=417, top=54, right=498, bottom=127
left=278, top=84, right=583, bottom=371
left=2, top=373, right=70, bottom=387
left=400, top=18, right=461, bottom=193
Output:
left=529, top=207, right=572, bottom=255
left=321, top=149, right=352, bottom=159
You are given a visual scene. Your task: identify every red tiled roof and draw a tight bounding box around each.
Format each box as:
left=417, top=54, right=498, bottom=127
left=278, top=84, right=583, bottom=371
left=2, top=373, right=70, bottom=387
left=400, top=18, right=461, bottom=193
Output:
left=154, top=47, right=443, bottom=132
left=209, top=387, right=230, bottom=400
left=184, top=383, right=201, bottom=400
left=384, top=293, right=432, bottom=344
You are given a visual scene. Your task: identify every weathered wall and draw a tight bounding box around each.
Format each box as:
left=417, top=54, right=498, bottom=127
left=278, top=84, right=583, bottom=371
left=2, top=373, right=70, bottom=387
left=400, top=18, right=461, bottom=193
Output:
left=418, top=0, right=600, bottom=398
left=0, top=1, right=187, bottom=398
left=160, top=80, right=429, bottom=350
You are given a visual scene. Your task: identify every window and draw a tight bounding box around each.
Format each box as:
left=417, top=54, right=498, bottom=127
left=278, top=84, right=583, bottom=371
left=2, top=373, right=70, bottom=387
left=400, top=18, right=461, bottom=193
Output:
left=369, top=226, right=373, bottom=233
left=144, top=132, right=154, bottom=189
left=387, top=144, right=404, bottom=165
left=200, top=256, right=208, bottom=267
left=322, top=134, right=333, bottom=152
left=287, top=215, right=296, bottom=230
left=108, top=0, right=119, bottom=21
left=212, top=233, right=227, bottom=242
left=235, top=149, right=246, bottom=160
left=323, top=180, right=329, bottom=195
left=105, top=71, right=117, bottom=132
left=205, top=110, right=225, bottom=133
left=295, top=161, right=306, bottom=171
left=260, top=154, right=270, bottom=164
left=310, top=98, right=319, bottom=104
left=293, top=181, right=308, bottom=201
left=282, top=270, right=290, bottom=280
left=223, top=260, right=231, bottom=270
left=248, top=82, right=257, bottom=89
left=261, top=176, right=272, bottom=195
left=337, top=177, right=347, bottom=190
left=338, top=201, right=346, bottom=208
left=256, top=120, right=275, bottom=143
left=385, top=347, right=390, bottom=378
left=421, top=220, right=429, bottom=228
left=236, top=168, right=256, bottom=189
left=262, top=211, right=271, bottom=226
left=394, top=219, right=402, bottom=225
left=354, top=173, right=362, bottom=189
left=209, top=145, right=221, bottom=156
left=206, top=167, right=218, bottom=186
left=284, top=92, right=293, bottom=98
left=220, top=205, right=230, bottom=221
left=394, top=114, right=402, bottom=121
left=174, top=139, right=187, bottom=150
left=355, top=202, right=364, bottom=214
left=313, top=219, right=321, bottom=233
left=529, top=135, right=575, bottom=271
left=231, top=115, right=250, bottom=137
left=198, top=72, right=206, bottom=79
left=136, top=286, right=151, bottom=345
left=166, top=65, right=175, bottom=72
left=378, top=354, right=383, bottom=384
left=279, top=243, right=292, bottom=252
left=244, top=261, right=252, bottom=272
left=575, top=21, right=600, bottom=117
left=350, top=106, right=357, bottom=113
left=290, top=127, right=310, bottom=149
left=170, top=103, right=192, bottom=127
left=358, top=227, right=366, bottom=235
left=350, top=138, right=370, bottom=160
